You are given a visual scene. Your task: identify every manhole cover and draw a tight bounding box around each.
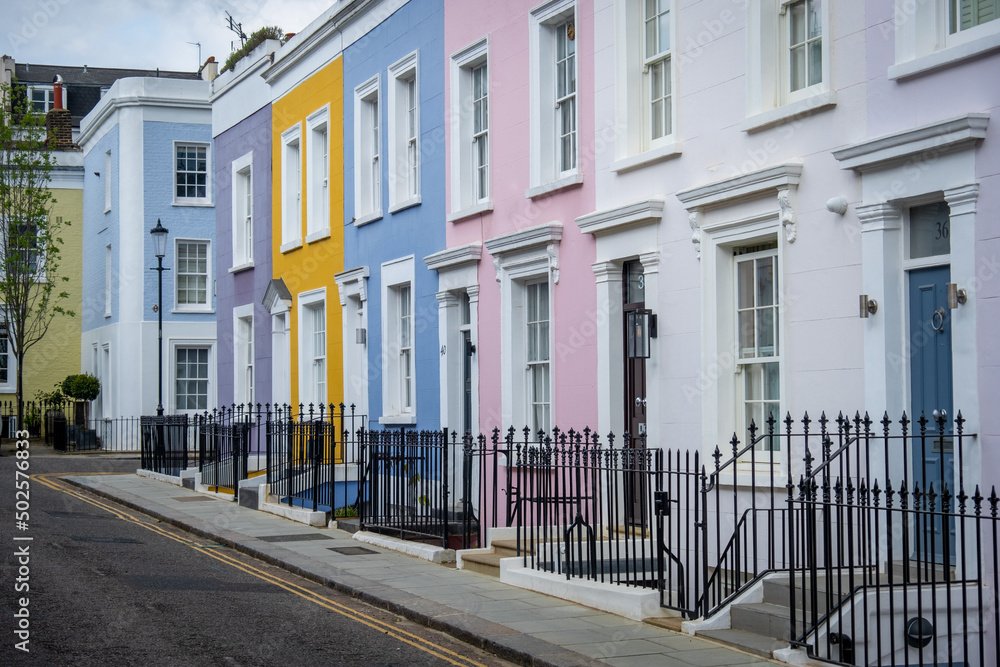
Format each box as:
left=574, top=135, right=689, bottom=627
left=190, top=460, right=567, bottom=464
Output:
left=71, top=536, right=142, bottom=544
left=257, top=533, right=334, bottom=543
left=328, top=546, right=378, bottom=556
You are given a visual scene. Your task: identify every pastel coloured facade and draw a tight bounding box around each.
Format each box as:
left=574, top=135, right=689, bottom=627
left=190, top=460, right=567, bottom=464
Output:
left=439, top=0, right=598, bottom=436
left=341, top=0, right=446, bottom=430
left=263, top=9, right=350, bottom=413
left=578, top=0, right=997, bottom=490
left=79, top=77, right=217, bottom=418
left=212, top=40, right=281, bottom=408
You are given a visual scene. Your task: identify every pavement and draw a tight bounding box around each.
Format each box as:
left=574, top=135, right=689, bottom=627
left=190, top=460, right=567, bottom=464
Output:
left=65, top=471, right=780, bottom=667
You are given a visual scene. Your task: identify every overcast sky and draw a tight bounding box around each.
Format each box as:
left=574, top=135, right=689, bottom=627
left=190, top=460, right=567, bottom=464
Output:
left=4, top=0, right=333, bottom=72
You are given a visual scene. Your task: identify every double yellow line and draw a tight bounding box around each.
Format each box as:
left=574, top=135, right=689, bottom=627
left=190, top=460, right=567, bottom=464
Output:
left=35, top=473, right=489, bottom=667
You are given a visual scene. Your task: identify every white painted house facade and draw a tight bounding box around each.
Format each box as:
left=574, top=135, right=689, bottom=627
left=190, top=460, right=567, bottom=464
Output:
left=580, top=0, right=999, bottom=488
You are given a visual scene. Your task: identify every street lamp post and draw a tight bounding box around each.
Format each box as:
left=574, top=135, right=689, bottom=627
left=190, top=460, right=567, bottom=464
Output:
left=150, top=220, right=169, bottom=417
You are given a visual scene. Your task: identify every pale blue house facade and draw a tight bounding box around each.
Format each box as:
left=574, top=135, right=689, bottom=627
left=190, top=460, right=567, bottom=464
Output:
left=79, top=77, right=217, bottom=417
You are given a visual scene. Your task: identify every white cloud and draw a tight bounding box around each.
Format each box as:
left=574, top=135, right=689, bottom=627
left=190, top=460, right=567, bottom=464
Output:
left=4, top=0, right=332, bottom=71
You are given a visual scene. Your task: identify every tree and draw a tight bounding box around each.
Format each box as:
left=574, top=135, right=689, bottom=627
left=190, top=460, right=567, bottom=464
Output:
left=0, top=82, right=74, bottom=429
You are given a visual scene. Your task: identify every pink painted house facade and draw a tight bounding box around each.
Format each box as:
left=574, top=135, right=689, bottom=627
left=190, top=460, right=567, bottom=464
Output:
left=430, top=0, right=598, bottom=437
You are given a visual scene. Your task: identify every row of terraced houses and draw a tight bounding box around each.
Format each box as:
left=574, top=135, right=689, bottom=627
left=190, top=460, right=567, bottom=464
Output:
left=3, top=1, right=1000, bottom=663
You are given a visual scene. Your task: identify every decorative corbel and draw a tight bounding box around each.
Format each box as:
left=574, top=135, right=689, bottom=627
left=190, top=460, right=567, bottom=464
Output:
left=689, top=210, right=702, bottom=260
left=778, top=188, right=796, bottom=243
left=547, top=243, right=560, bottom=285
left=493, top=256, right=501, bottom=284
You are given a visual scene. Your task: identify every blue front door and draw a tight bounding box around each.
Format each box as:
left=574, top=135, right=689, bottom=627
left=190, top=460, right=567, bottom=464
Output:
left=908, top=265, right=955, bottom=562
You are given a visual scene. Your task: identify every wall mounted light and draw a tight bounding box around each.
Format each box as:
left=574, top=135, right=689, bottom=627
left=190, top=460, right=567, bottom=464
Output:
left=947, top=283, right=967, bottom=309
left=859, top=295, right=878, bottom=318
left=825, top=196, right=848, bottom=215
left=627, top=310, right=657, bottom=359
left=356, top=328, right=367, bottom=345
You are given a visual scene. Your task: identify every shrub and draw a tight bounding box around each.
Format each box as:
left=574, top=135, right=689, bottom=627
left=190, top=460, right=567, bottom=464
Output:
left=221, top=26, right=285, bottom=74
left=61, top=373, right=101, bottom=401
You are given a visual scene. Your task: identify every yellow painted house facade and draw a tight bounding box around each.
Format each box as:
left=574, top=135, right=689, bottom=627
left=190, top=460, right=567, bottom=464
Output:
left=269, top=56, right=346, bottom=413
left=0, top=152, right=84, bottom=427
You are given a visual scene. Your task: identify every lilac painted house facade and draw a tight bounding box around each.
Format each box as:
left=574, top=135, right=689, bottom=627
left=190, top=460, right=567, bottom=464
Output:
left=212, top=41, right=282, bottom=408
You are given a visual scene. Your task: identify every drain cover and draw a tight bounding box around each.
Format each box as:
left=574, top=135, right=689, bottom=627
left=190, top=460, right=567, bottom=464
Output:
left=328, top=546, right=378, bottom=556
left=257, top=533, right=335, bottom=543
left=71, top=536, right=142, bottom=544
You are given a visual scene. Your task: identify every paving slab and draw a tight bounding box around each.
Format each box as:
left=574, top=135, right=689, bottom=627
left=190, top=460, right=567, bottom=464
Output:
left=65, top=472, right=781, bottom=667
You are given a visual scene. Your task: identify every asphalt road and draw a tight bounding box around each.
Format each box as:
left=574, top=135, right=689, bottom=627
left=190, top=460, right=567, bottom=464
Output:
left=0, top=444, right=515, bottom=667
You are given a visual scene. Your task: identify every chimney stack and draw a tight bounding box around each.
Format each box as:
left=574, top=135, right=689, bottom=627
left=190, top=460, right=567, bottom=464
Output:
left=199, top=56, right=218, bottom=82
left=46, top=74, right=74, bottom=150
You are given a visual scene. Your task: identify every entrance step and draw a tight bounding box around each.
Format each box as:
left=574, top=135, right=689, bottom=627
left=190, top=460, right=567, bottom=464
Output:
left=730, top=602, right=792, bottom=641
left=459, top=538, right=541, bottom=578
left=697, top=628, right=787, bottom=659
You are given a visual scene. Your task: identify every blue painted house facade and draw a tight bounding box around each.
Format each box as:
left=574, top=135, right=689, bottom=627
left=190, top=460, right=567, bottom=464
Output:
left=79, top=77, right=217, bottom=417
left=212, top=41, right=281, bottom=409
left=340, top=0, right=446, bottom=431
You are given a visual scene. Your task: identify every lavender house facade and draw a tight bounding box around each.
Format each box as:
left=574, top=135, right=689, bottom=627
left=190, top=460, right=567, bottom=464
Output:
left=212, top=41, right=281, bottom=408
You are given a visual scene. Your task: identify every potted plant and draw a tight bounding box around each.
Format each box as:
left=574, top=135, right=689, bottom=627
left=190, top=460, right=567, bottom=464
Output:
left=36, top=385, right=66, bottom=447
left=61, top=373, right=100, bottom=427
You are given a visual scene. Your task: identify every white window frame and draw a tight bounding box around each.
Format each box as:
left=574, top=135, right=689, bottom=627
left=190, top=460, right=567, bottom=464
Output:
left=380, top=256, right=416, bottom=424
left=449, top=39, right=494, bottom=222
left=297, top=288, right=327, bottom=410
left=524, top=280, right=552, bottom=435
left=172, top=141, right=212, bottom=206
left=173, top=238, right=212, bottom=313
left=612, top=0, right=681, bottom=171
left=334, top=267, right=370, bottom=418
left=280, top=124, right=303, bottom=251
left=171, top=342, right=215, bottom=414
left=387, top=52, right=421, bottom=213
left=233, top=304, right=254, bottom=406
left=734, top=244, right=781, bottom=444
left=306, top=105, right=331, bottom=243
left=740, top=0, right=834, bottom=132
left=484, top=223, right=562, bottom=430
left=26, top=84, right=66, bottom=114
left=0, top=312, right=15, bottom=393
left=104, top=243, right=112, bottom=318
left=528, top=0, right=581, bottom=198
left=354, top=75, right=382, bottom=226
left=889, top=0, right=1000, bottom=79
left=231, top=151, right=254, bottom=270
left=104, top=150, right=112, bottom=213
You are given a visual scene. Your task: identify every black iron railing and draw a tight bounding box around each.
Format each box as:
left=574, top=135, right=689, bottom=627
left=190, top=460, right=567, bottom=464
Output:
left=359, top=427, right=468, bottom=549
left=139, top=414, right=190, bottom=475
left=0, top=399, right=145, bottom=451
left=264, top=403, right=367, bottom=514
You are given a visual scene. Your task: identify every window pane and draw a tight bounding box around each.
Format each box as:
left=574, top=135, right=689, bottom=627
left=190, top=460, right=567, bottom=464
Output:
left=790, top=2, right=806, bottom=43
left=808, top=39, right=822, bottom=86
left=909, top=202, right=951, bottom=259
left=756, top=256, right=774, bottom=307
left=746, top=364, right=762, bottom=402
left=758, top=308, right=775, bottom=357
left=790, top=46, right=806, bottom=92
left=738, top=260, right=754, bottom=309
left=658, top=9, right=671, bottom=54
left=765, top=362, right=780, bottom=401
left=739, top=311, right=755, bottom=358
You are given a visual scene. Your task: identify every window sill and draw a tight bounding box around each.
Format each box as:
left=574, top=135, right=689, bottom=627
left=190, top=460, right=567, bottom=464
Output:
left=525, top=172, right=583, bottom=200
left=611, top=142, right=683, bottom=174
left=172, top=200, right=214, bottom=208
left=447, top=200, right=493, bottom=223
left=389, top=196, right=422, bottom=214
left=172, top=308, right=215, bottom=315
left=888, top=31, right=1000, bottom=80
left=379, top=414, right=417, bottom=425
left=305, top=229, right=331, bottom=244
left=228, top=261, right=254, bottom=274
left=738, top=90, right=837, bottom=134
left=354, top=210, right=382, bottom=227
left=280, top=239, right=303, bottom=254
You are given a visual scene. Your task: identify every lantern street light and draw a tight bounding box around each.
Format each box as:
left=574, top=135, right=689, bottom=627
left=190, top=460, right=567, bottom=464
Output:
left=150, top=219, right=169, bottom=416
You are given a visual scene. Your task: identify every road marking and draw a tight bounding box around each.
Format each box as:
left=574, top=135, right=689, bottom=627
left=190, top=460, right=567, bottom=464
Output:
left=35, top=474, right=489, bottom=667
